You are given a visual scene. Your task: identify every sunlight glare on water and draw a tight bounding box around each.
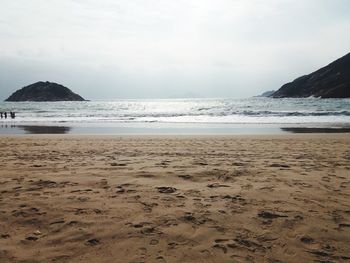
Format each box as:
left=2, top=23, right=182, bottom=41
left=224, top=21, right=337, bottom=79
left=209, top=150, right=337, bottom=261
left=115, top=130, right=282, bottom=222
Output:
left=0, top=97, right=349, bottom=125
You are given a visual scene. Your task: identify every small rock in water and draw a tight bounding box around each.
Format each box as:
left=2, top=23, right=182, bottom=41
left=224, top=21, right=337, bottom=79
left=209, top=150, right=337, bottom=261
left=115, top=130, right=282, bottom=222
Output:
left=156, top=187, right=177, bottom=194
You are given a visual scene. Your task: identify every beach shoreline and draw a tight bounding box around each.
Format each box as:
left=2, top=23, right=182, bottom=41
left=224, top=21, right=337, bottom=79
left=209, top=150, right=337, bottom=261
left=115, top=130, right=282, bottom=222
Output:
left=1, top=122, right=350, bottom=135
left=0, top=134, right=349, bottom=262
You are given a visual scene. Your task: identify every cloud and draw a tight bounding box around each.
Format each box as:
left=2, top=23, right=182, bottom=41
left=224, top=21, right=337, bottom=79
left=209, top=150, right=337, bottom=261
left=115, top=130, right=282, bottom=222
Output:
left=0, top=0, right=349, bottom=99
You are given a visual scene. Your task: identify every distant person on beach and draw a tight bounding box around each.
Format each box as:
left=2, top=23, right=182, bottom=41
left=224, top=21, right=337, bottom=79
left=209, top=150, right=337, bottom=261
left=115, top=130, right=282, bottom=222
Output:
left=0, top=112, right=3, bottom=119
left=10, top=112, right=16, bottom=119
left=4, top=112, right=7, bottom=119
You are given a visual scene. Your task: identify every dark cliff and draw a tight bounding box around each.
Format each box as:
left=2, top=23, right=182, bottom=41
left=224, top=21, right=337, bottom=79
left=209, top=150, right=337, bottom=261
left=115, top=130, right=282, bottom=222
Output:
left=272, top=53, right=350, bottom=98
left=5, top=81, right=85, bottom=102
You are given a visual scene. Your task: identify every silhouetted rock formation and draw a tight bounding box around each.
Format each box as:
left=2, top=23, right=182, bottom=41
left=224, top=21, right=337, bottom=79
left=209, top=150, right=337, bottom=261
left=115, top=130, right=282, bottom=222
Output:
left=5, top=81, right=85, bottom=101
left=272, top=53, right=350, bottom=98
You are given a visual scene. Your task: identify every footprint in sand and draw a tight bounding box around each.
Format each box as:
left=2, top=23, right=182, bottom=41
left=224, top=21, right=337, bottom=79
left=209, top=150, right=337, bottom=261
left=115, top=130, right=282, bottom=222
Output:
left=207, top=183, right=230, bottom=188
left=25, top=236, right=39, bottom=241
left=156, top=187, right=177, bottom=194
left=150, top=239, right=159, bottom=245
left=85, top=238, right=100, bottom=246
left=178, top=174, right=192, bottom=180
left=258, top=211, right=288, bottom=219
left=155, top=256, right=167, bottom=262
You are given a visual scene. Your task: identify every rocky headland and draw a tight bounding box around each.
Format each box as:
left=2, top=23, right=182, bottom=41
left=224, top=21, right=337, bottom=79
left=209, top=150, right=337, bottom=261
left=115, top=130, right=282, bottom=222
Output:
left=272, top=53, right=350, bottom=98
left=5, top=81, right=85, bottom=102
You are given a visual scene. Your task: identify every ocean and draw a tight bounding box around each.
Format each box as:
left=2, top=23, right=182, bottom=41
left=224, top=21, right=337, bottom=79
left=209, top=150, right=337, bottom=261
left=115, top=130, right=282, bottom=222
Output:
left=0, top=97, right=350, bottom=134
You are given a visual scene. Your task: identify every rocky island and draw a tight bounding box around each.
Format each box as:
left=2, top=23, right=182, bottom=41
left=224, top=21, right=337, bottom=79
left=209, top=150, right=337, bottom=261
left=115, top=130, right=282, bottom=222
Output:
left=272, top=53, right=350, bottom=98
left=5, top=81, right=86, bottom=102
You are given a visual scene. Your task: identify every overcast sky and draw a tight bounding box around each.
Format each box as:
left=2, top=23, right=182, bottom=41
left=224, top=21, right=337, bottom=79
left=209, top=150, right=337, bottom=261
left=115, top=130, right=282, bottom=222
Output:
left=0, top=0, right=349, bottom=100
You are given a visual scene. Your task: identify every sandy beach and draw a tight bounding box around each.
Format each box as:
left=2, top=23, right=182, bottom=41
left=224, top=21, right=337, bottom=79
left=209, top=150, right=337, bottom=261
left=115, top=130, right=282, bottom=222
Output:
left=0, top=134, right=349, bottom=263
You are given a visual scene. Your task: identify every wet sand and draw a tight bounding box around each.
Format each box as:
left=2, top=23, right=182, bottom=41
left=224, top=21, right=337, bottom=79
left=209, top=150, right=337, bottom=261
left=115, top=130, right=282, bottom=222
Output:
left=2, top=123, right=350, bottom=135
left=0, top=135, right=349, bottom=263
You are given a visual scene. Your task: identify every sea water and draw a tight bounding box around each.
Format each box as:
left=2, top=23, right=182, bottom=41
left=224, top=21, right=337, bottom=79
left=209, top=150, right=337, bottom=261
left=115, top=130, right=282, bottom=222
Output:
left=0, top=97, right=349, bottom=134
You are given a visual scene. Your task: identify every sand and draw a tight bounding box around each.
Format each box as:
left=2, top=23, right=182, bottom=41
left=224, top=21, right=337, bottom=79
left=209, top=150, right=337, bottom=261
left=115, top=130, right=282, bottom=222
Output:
left=0, top=134, right=349, bottom=263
